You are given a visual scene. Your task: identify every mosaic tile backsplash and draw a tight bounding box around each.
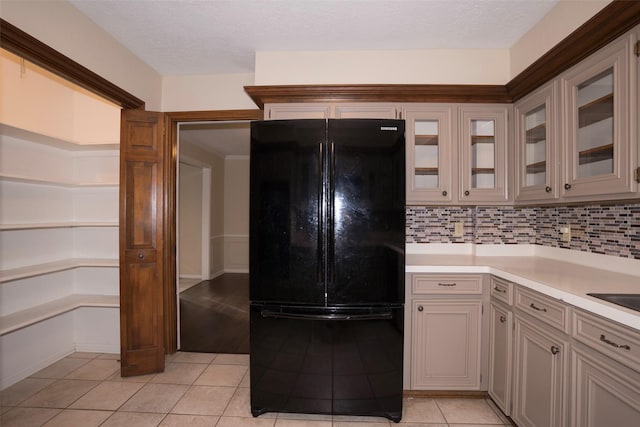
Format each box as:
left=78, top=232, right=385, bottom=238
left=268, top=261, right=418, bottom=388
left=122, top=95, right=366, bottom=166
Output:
left=406, top=202, right=640, bottom=260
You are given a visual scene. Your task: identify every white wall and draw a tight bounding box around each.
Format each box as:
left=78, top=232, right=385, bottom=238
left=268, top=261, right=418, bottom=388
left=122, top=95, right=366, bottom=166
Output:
left=255, top=49, right=511, bottom=85
left=162, top=73, right=257, bottom=111
left=224, top=156, right=250, bottom=273
left=179, top=141, right=226, bottom=278
left=178, top=162, right=203, bottom=278
left=510, top=0, right=611, bottom=78
left=0, top=0, right=162, bottom=110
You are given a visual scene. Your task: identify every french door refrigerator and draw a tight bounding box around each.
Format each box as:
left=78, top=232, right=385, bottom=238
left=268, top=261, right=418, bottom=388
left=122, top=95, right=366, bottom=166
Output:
left=249, top=119, right=405, bottom=423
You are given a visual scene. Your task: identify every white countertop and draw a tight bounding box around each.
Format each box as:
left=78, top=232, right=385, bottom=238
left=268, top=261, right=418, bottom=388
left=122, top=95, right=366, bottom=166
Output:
left=405, top=244, right=640, bottom=331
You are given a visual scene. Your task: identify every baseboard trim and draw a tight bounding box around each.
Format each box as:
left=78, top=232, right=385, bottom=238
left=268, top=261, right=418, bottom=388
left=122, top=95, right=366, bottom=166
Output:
left=403, top=390, right=488, bottom=399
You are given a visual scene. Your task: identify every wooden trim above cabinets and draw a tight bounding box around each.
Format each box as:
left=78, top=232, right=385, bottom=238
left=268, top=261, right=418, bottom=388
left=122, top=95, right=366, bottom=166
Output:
left=245, top=1, right=640, bottom=108
left=244, top=84, right=511, bottom=108
left=0, top=18, right=145, bottom=110
left=507, top=0, right=640, bottom=101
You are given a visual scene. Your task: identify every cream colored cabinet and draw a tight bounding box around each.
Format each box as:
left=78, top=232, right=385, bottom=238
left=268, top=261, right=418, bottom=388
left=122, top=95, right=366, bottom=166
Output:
left=404, top=105, right=455, bottom=203
left=409, top=274, right=484, bottom=390
left=571, top=344, right=640, bottom=427
left=513, top=287, right=570, bottom=427
left=560, top=31, right=637, bottom=199
left=458, top=105, right=510, bottom=203
left=514, top=81, right=559, bottom=202
left=571, top=309, right=640, bottom=426
left=488, top=277, right=514, bottom=416
left=264, top=102, right=400, bottom=120
left=405, top=104, right=510, bottom=204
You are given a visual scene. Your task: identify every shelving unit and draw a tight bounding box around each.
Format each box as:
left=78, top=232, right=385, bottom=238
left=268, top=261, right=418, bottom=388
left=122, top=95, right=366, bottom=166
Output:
left=0, top=48, right=121, bottom=389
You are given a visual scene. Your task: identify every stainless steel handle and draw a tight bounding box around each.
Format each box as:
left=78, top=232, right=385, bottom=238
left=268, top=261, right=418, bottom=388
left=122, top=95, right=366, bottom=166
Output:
left=550, top=345, right=560, bottom=355
left=600, top=334, right=631, bottom=351
left=418, top=306, right=424, bottom=312
left=545, top=186, right=552, bottom=193
left=564, top=183, right=571, bottom=190
left=438, top=283, right=457, bottom=287
left=499, top=315, right=506, bottom=323
left=530, top=303, right=547, bottom=312
left=493, top=286, right=506, bottom=293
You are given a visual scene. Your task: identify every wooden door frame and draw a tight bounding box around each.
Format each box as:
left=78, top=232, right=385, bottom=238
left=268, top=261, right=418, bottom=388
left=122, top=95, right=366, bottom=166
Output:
left=164, top=110, right=263, bottom=352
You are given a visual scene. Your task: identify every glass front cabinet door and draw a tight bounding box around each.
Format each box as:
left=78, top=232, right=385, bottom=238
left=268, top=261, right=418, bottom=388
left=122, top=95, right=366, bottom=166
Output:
left=515, top=82, right=558, bottom=202
left=560, top=32, right=636, bottom=198
left=459, top=105, right=509, bottom=203
left=405, top=106, right=454, bottom=203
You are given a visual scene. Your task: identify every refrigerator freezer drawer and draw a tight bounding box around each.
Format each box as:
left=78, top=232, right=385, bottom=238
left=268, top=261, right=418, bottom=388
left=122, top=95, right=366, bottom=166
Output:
left=249, top=303, right=404, bottom=422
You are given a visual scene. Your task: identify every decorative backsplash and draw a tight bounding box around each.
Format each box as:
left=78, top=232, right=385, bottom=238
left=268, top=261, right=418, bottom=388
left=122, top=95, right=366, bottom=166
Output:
left=406, top=202, right=640, bottom=260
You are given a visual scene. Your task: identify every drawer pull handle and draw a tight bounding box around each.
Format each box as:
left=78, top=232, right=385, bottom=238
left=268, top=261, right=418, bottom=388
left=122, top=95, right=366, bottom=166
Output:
left=600, top=334, right=631, bottom=351
left=499, top=315, right=506, bottom=323
left=494, top=286, right=506, bottom=293
left=438, top=283, right=457, bottom=287
left=550, top=345, right=560, bottom=355
left=529, top=303, right=547, bottom=312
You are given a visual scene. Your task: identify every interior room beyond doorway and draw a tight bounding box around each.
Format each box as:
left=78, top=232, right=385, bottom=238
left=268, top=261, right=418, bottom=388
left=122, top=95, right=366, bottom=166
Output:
left=177, top=121, right=251, bottom=353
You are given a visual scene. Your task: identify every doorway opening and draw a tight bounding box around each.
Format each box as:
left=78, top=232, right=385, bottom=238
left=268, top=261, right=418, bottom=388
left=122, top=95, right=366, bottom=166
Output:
left=176, top=121, right=251, bottom=354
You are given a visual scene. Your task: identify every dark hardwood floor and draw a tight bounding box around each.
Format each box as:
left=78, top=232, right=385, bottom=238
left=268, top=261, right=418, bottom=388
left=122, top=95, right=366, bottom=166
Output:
left=179, top=273, right=249, bottom=354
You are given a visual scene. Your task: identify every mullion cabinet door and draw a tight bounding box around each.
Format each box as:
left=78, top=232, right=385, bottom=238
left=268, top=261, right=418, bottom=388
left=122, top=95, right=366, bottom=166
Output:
left=514, top=81, right=559, bottom=202
left=458, top=105, right=510, bottom=203
left=404, top=105, right=454, bottom=203
left=560, top=32, right=636, bottom=198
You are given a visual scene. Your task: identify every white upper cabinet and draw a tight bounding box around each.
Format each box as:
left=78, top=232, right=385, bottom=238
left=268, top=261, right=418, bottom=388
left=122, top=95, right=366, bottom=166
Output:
left=515, top=81, right=559, bottom=202
left=404, top=105, right=454, bottom=203
left=458, top=105, right=510, bottom=203
left=560, top=31, right=637, bottom=198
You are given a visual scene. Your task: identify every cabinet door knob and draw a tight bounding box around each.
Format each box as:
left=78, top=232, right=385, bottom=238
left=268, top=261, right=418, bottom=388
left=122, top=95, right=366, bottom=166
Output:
left=464, top=190, right=470, bottom=196
left=442, top=190, right=448, bottom=196
left=550, top=345, right=560, bottom=355
left=564, top=183, right=572, bottom=190
left=138, top=253, right=144, bottom=260
left=418, top=306, right=424, bottom=312
left=499, top=315, right=506, bottom=323
left=545, top=186, right=552, bottom=193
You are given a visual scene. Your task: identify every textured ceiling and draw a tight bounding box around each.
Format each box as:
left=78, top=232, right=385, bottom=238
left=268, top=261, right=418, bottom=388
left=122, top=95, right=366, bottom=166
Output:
left=70, top=0, right=559, bottom=76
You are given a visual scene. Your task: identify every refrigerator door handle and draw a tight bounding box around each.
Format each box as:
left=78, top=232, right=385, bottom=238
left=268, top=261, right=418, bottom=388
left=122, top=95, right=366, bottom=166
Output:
left=260, top=309, right=393, bottom=321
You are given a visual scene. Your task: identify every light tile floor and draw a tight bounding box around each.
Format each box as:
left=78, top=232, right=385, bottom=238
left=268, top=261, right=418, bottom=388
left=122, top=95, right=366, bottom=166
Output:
left=1, top=352, right=513, bottom=426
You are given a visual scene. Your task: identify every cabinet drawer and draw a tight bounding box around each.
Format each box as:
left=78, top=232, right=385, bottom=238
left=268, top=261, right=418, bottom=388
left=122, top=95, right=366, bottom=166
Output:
left=412, top=274, right=482, bottom=295
left=490, top=276, right=513, bottom=305
left=515, top=287, right=570, bottom=333
left=573, top=309, right=640, bottom=373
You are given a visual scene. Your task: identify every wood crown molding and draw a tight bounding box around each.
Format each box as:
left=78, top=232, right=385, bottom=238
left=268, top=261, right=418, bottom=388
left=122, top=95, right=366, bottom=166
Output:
left=245, top=1, right=640, bottom=107
left=0, top=18, right=145, bottom=110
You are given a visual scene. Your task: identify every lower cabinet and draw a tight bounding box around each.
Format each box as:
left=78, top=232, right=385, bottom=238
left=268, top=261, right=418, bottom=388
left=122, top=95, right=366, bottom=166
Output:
left=571, top=343, right=640, bottom=426
left=488, top=302, right=512, bottom=416
left=411, top=299, right=482, bottom=389
left=512, top=315, right=569, bottom=427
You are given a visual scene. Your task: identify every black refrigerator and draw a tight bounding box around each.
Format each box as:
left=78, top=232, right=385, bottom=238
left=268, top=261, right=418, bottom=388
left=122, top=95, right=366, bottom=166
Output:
left=249, top=119, right=405, bottom=423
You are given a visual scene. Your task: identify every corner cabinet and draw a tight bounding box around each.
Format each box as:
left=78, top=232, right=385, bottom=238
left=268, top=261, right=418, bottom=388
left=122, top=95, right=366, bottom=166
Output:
left=488, top=277, right=514, bottom=416
left=405, top=104, right=510, bottom=205
left=512, top=287, right=570, bottom=427
left=560, top=30, right=638, bottom=199
left=514, top=82, right=559, bottom=202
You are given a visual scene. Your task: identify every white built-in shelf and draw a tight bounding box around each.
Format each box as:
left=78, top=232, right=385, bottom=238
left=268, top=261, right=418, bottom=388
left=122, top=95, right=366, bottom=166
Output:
left=0, top=294, right=119, bottom=336
left=0, top=173, right=118, bottom=188
left=0, top=222, right=118, bottom=231
left=0, top=123, right=119, bottom=151
left=0, top=258, right=119, bottom=283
